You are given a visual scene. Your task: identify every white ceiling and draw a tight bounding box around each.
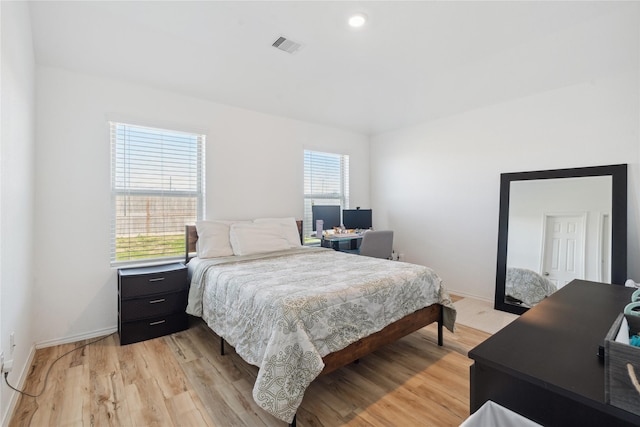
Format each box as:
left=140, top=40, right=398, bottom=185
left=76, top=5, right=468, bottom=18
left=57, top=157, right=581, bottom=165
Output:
left=28, top=1, right=626, bottom=135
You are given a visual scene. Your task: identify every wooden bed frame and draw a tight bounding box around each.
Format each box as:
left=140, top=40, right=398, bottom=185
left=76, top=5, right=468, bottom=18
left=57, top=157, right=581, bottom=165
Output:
left=184, top=221, right=444, bottom=425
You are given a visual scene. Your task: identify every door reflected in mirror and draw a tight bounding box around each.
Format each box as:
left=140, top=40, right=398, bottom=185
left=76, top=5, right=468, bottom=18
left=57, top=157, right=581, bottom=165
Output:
left=505, top=176, right=611, bottom=308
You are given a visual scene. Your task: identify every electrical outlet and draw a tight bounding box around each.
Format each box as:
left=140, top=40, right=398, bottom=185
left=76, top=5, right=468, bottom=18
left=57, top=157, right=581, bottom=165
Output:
left=2, top=359, right=13, bottom=373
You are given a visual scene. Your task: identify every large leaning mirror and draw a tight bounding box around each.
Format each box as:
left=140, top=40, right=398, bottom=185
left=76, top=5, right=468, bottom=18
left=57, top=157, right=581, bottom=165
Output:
left=495, top=164, right=627, bottom=315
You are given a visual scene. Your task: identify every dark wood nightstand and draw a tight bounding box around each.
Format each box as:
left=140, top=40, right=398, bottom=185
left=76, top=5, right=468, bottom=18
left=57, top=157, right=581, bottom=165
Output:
left=117, top=262, right=189, bottom=345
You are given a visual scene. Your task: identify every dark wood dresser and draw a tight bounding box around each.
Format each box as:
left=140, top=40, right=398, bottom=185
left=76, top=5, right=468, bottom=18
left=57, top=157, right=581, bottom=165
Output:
left=117, top=263, right=189, bottom=345
left=469, top=279, right=640, bottom=426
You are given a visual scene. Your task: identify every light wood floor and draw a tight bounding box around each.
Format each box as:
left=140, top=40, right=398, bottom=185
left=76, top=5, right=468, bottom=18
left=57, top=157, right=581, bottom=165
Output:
left=9, top=317, right=489, bottom=427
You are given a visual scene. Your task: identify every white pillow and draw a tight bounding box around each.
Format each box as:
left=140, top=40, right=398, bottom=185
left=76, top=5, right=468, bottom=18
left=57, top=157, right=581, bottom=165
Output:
left=229, top=222, right=291, bottom=256
left=253, top=217, right=301, bottom=248
left=195, top=220, right=234, bottom=258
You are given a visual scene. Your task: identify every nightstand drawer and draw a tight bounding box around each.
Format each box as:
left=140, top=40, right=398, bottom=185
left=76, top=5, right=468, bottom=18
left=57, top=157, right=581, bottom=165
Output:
left=120, top=290, right=187, bottom=322
left=119, top=311, right=188, bottom=345
left=119, top=263, right=187, bottom=298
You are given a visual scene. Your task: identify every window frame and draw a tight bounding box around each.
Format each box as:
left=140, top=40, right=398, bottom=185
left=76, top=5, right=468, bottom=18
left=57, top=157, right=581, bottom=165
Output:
left=303, top=149, right=350, bottom=241
left=110, top=121, right=205, bottom=266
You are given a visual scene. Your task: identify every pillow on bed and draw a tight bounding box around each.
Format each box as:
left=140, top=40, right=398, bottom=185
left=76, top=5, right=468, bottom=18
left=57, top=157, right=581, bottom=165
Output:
left=195, top=220, right=235, bottom=258
left=229, top=222, right=292, bottom=256
left=253, top=217, right=301, bottom=248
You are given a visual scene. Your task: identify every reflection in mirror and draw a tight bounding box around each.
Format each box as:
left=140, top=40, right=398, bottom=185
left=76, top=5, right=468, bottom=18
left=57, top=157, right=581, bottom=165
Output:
left=495, top=164, right=627, bottom=315
left=505, top=176, right=611, bottom=308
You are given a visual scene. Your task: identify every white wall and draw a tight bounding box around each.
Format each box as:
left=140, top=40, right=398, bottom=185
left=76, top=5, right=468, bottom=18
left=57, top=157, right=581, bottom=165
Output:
left=0, top=2, right=36, bottom=425
left=370, top=7, right=640, bottom=301
left=33, top=66, right=369, bottom=346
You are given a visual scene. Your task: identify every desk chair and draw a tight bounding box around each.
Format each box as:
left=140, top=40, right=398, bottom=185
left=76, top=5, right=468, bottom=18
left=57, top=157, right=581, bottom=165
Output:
left=358, top=230, right=394, bottom=259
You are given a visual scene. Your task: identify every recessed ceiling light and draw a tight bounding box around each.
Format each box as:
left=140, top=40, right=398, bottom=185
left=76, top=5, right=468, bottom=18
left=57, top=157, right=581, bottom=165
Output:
left=348, top=13, right=367, bottom=28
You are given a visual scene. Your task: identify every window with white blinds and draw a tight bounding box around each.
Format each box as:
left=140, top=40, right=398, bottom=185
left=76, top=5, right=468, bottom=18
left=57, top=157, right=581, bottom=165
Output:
left=303, top=150, right=350, bottom=240
left=110, top=122, right=205, bottom=265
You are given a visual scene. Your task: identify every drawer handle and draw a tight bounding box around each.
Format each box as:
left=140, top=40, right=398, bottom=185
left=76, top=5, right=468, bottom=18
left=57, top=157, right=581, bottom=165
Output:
left=149, top=277, right=165, bottom=282
left=149, top=320, right=166, bottom=326
left=149, top=299, right=166, bottom=304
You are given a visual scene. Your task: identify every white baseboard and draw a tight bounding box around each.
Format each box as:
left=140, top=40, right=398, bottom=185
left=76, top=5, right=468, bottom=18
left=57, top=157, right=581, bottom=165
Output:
left=448, top=289, right=494, bottom=304
left=35, top=326, right=117, bottom=350
left=2, top=344, right=36, bottom=427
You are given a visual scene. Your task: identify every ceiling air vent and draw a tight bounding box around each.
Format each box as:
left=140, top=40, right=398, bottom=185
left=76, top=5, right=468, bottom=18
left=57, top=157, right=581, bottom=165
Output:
left=272, top=36, right=303, bottom=54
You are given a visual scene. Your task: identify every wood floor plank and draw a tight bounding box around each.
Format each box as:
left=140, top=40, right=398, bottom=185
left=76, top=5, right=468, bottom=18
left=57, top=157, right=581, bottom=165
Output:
left=9, top=318, right=490, bottom=426
left=139, top=338, right=189, bottom=397
left=165, top=331, right=204, bottom=364
left=331, top=362, right=447, bottom=426
left=57, top=364, right=90, bottom=426
left=165, top=390, right=215, bottom=427
left=28, top=346, right=77, bottom=427
left=89, top=370, right=133, bottom=427
left=305, top=375, right=358, bottom=419
left=87, top=334, right=120, bottom=376
left=125, top=377, right=173, bottom=427
left=180, top=358, right=250, bottom=426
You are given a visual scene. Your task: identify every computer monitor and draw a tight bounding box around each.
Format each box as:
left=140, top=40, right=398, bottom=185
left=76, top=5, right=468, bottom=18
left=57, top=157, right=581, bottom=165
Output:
left=312, top=205, right=341, bottom=231
left=342, top=209, right=372, bottom=230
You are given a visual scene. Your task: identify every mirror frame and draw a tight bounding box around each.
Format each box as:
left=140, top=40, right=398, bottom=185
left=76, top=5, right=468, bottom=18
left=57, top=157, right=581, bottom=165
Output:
left=495, top=164, right=627, bottom=315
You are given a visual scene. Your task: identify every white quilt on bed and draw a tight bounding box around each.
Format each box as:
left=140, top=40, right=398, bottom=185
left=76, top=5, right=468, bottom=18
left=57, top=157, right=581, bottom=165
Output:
left=187, top=247, right=456, bottom=423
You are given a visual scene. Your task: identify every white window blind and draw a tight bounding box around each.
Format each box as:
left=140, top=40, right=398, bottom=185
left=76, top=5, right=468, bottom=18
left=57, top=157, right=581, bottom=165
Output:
left=303, top=150, right=350, bottom=239
left=110, top=122, right=205, bottom=265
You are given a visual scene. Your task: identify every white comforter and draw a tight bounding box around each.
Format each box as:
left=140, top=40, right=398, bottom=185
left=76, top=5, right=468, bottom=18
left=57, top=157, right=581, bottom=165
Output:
left=187, top=247, right=456, bottom=423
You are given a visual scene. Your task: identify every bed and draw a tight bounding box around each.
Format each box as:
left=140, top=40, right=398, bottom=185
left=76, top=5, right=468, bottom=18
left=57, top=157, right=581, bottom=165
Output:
left=505, top=267, right=557, bottom=307
left=184, top=218, right=456, bottom=425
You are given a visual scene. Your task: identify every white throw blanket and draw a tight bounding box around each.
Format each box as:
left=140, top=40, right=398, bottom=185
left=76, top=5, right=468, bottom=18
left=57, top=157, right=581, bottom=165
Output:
left=187, top=247, right=456, bottom=423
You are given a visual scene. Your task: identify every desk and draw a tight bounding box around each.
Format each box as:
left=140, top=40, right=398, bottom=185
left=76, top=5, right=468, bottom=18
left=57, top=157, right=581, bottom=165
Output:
left=468, top=280, right=640, bottom=426
left=321, top=233, right=362, bottom=251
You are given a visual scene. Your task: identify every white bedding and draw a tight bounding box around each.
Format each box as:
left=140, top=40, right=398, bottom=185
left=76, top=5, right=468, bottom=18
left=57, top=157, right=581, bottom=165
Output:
left=186, top=247, right=456, bottom=423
